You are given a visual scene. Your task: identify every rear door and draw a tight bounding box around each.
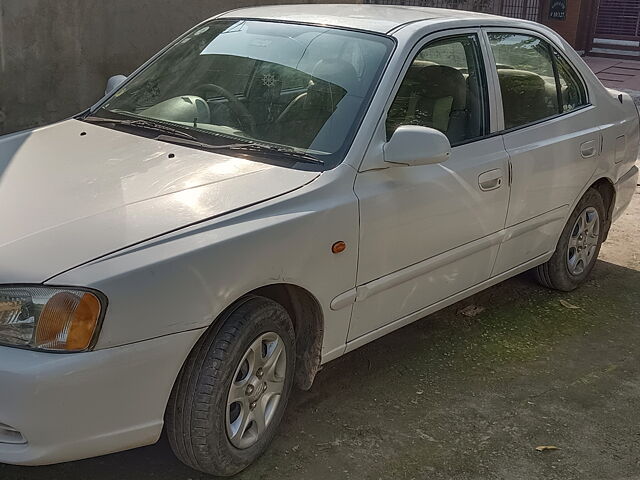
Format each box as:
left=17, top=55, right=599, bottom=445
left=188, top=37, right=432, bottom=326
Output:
left=484, top=29, right=600, bottom=274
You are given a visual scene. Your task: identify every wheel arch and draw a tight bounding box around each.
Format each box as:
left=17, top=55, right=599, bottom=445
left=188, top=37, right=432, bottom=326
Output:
left=249, top=283, right=324, bottom=391
left=589, top=177, right=616, bottom=241
left=175, top=282, right=324, bottom=396
left=537, top=175, right=616, bottom=290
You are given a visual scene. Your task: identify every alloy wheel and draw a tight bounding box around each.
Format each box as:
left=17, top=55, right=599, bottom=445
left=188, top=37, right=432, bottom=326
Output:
left=566, top=206, right=600, bottom=276
left=226, top=332, right=287, bottom=449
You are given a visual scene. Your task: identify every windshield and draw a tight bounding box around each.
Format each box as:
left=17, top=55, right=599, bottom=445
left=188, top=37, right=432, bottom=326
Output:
left=97, top=20, right=393, bottom=169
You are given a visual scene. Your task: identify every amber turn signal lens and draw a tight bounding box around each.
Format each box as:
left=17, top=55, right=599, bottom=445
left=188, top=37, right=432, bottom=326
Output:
left=332, top=241, right=347, bottom=254
left=35, top=291, right=101, bottom=351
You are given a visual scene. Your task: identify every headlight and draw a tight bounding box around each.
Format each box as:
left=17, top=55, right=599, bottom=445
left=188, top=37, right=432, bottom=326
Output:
left=0, top=286, right=106, bottom=352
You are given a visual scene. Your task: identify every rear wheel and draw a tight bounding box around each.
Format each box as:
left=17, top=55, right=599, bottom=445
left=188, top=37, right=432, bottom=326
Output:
left=534, top=188, right=605, bottom=291
left=166, top=296, right=295, bottom=476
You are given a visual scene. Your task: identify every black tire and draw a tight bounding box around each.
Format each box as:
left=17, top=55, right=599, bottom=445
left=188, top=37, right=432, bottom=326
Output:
left=166, top=295, right=296, bottom=476
left=534, top=188, right=605, bottom=291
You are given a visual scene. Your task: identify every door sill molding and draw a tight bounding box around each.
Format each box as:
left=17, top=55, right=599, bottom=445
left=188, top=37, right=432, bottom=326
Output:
left=330, top=230, right=505, bottom=311
left=342, top=252, right=552, bottom=355
left=331, top=206, right=568, bottom=312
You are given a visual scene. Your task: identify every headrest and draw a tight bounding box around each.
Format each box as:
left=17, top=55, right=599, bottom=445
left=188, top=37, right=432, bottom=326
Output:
left=411, top=60, right=438, bottom=69
left=497, top=69, right=545, bottom=93
left=415, top=65, right=467, bottom=109
left=310, top=59, right=359, bottom=93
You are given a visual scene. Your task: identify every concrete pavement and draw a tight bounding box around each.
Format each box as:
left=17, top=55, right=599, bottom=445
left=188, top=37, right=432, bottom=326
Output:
left=584, top=56, right=640, bottom=92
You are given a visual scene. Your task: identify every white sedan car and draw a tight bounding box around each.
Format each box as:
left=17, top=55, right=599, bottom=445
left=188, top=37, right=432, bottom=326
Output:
left=1, top=4, right=638, bottom=476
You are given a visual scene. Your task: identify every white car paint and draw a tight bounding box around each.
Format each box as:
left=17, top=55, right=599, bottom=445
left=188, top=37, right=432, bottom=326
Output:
left=0, top=4, right=638, bottom=467
left=0, top=121, right=318, bottom=283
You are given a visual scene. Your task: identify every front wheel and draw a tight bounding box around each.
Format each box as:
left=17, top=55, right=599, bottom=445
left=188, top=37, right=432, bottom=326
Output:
left=534, top=188, right=605, bottom=291
left=166, top=296, right=295, bottom=476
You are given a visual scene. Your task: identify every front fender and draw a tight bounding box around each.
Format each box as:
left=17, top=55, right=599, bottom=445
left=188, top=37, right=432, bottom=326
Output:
left=50, top=165, right=359, bottom=361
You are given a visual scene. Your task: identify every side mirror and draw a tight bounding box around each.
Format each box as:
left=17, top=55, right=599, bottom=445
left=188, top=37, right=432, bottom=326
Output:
left=384, top=125, right=451, bottom=167
left=105, top=75, right=127, bottom=96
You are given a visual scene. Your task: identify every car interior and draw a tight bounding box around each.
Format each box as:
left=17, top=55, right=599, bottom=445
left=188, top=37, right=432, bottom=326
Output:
left=106, top=25, right=584, bottom=161
left=496, top=68, right=559, bottom=129
left=386, top=35, right=487, bottom=144
left=385, top=33, right=581, bottom=140
left=122, top=29, right=388, bottom=155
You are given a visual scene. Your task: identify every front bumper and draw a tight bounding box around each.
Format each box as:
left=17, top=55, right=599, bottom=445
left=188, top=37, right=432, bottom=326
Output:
left=612, top=164, right=639, bottom=222
left=0, top=328, right=203, bottom=466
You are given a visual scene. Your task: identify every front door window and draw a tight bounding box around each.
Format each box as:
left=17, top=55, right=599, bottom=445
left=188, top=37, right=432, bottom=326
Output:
left=386, top=34, right=488, bottom=145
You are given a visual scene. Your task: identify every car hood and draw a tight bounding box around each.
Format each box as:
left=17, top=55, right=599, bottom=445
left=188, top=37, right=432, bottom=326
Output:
left=0, top=120, right=319, bottom=283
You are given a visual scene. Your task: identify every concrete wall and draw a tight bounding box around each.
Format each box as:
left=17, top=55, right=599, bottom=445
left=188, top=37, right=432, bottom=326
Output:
left=0, top=0, right=357, bottom=135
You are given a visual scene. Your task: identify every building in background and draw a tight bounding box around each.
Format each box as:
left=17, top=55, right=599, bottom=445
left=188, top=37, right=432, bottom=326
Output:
left=0, top=0, right=357, bottom=135
left=366, top=0, right=640, bottom=58
left=1, top=0, right=636, bottom=135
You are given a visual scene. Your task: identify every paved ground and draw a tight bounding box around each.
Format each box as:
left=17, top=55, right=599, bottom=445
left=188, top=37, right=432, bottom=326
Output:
left=584, top=56, right=640, bottom=91
left=2, top=185, right=639, bottom=480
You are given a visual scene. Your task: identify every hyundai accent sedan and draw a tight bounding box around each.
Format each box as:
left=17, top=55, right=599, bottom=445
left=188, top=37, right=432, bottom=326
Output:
left=0, top=4, right=638, bottom=477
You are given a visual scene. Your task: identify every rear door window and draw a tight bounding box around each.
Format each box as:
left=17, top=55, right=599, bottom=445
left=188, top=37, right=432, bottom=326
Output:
left=487, top=32, right=587, bottom=130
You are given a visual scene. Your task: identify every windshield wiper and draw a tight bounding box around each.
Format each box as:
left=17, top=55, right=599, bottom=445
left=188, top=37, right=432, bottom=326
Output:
left=154, top=134, right=324, bottom=165
left=83, top=116, right=197, bottom=140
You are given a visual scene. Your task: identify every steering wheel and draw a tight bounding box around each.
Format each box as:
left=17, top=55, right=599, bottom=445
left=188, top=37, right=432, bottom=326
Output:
left=193, top=83, right=256, bottom=136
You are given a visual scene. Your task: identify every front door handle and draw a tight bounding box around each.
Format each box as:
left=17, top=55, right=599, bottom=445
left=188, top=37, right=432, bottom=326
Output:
left=580, top=140, right=597, bottom=158
left=478, top=168, right=504, bottom=191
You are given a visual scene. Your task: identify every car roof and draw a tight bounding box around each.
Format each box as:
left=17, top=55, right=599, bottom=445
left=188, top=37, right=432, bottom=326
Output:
left=217, top=4, right=503, bottom=34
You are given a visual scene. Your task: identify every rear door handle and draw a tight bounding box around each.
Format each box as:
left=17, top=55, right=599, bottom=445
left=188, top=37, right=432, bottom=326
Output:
left=478, top=168, right=503, bottom=191
left=580, top=140, right=597, bottom=158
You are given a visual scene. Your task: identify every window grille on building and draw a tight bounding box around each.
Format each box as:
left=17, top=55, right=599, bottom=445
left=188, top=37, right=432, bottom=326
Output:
left=594, top=0, right=640, bottom=37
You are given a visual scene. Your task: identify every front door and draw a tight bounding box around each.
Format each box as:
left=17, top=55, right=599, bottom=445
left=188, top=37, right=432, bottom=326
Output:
left=348, top=31, right=510, bottom=342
